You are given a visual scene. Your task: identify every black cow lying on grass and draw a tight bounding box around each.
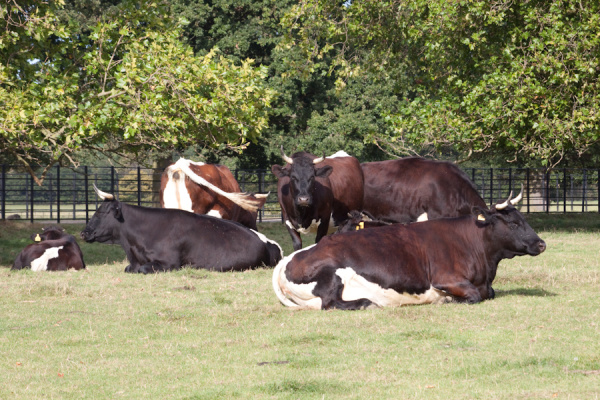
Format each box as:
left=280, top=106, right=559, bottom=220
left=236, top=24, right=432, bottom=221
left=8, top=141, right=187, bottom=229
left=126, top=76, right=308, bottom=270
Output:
left=273, top=190, right=546, bottom=310
left=81, top=185, right=283, bottom=274
left=13, top=226, right=86, bottom=271
left=335, top=210, right=392, bottom=234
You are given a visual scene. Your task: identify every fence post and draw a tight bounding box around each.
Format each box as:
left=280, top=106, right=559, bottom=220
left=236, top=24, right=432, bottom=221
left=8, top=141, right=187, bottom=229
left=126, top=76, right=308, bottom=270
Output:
left=563, top=168, right=567, bottom=213
left=489, top=168, right=494, bottom=206
left=1, top=164, right=5, bottom=220
left=545, top=170, right=550, bottom=213
left=49, top=174, right=53, bottom=220
left=582, top=169, right=587, bottom=212
left=72, top=170, right=76, bottom=219
left=111, top=166, right=115, bottom=194
left=57, top=165, right=61, bottom=223
left=30, top=172, right=34, bottom=223
left=85, top=166, right=89, bottom=222
left=137, top=166, right=142, bottom=206
left=526, top=168, right=530, bottom=214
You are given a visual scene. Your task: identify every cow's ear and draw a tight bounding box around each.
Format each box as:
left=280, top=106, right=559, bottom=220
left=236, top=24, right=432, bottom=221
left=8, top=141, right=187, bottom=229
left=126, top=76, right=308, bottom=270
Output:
left=112, top=203, right=123, bottom=220
left=271, top=165, right=289, bottom=178
left=315, top=165, right=333, bottom=178
left=472, top=206, right=492, bottom=225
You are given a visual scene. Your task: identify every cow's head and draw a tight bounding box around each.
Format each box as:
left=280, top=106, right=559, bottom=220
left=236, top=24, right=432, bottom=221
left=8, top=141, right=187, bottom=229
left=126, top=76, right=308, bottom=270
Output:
left=271, top=147, right=332, bottom=208
left=31, top=226, right=66, bottom=242
left=80, top=185, right=122, bottom=244
left=474, top=187, right=546, bottom=257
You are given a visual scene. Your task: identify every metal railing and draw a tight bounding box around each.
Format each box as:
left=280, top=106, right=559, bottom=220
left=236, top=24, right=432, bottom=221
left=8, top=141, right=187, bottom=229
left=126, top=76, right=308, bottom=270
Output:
left=1, top=164, right=598, bottom=223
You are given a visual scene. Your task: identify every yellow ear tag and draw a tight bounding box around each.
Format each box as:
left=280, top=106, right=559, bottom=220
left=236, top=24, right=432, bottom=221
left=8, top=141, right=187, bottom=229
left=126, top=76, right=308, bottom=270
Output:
left=355, top=221, right=365, bottom=231
left=35, top=234, right=41, bottom=242
left=477, top=214, right=486, bottom=222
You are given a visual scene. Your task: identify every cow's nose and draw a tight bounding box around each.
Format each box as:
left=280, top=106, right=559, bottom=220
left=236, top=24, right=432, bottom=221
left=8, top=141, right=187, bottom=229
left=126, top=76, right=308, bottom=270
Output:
left=297, top=196, right=310, bottom=206
left=538, top=240, right=546, bottom=253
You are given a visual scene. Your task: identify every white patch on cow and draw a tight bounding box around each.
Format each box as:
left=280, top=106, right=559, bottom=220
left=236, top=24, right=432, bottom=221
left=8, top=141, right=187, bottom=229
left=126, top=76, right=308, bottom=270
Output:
left=272, top=245, right=322, bottom=309
left=30, top=246, right=64, bottom=272
left=286, top=215, right=336, bottom=235
left=163, top=165, right=193, bottom=212
left=206, top=209, right=222, bottom=218
left=335, top=267, right=452, bottom=307
left=416, top=212, right=428, bottom=222
left=297, top=219, right=320, bottom=235
left=327, top=151, right=350, bottom=159
left=249, top=229, right=283, bottom=259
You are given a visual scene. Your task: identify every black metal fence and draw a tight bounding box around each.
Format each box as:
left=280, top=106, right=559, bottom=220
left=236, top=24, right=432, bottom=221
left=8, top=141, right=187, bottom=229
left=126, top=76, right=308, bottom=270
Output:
left=1, top=164, right=599, bottom=223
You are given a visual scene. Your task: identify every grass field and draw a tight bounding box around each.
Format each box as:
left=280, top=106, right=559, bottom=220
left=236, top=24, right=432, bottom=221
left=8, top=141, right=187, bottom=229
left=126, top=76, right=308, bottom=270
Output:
left=1, top=215, right=599, bottom=399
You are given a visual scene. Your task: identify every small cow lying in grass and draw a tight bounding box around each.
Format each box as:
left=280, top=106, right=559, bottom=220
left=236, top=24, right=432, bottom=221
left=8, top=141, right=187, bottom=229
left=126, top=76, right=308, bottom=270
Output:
left=273, top=190, right=546, bottom=310
left=12, top=226, right=86, bottom=271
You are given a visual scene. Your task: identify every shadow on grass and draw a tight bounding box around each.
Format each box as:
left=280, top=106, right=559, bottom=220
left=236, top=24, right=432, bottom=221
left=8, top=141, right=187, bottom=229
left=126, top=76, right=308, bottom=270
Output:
left=495, top=288, right=557, bottom=298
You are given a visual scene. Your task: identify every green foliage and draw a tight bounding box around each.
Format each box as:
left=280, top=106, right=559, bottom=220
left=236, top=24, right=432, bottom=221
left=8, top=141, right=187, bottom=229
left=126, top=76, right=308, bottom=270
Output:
left=280, top=0, right=600, bottom=166
left=0, top=0, right=274, bottom=183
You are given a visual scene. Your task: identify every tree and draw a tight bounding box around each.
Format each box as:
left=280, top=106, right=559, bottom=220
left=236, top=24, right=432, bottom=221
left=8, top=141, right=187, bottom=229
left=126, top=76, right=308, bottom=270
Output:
left=0, top=0, right=274, bottom=183
left=280, top=0, right=600, bottom=167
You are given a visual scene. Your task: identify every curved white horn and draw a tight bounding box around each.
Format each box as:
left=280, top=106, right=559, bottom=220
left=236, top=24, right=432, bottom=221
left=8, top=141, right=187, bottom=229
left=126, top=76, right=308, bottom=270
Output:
left=93, top=184, right=114, bottom=200
left=312, top=153, right=325, bottom=164
left=495, top=191, right=512, bottom=210
left=510, top=184, right=524, bottom=205
left=280, top=146, right=294, bottom=164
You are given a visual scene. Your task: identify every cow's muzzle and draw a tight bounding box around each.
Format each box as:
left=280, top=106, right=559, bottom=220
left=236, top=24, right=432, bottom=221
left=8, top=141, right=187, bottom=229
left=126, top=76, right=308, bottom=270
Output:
left=296, top=196, right=311, bottom=207
left=538, top=240, right=547, bottom=254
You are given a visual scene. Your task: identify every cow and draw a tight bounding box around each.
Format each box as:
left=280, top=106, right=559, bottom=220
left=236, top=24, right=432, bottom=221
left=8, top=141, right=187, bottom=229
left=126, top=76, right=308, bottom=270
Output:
left=272, top=190, right=546, bottom=310
left=12, top=226, right=86, bottom=271
left=335, top=210, right=392, bottom=234
left=160, top=158, right=268, bottom=230
left=361, top=157, right=488, bottom=223
left=81, top=185, right=282, bottom=274
left=271, top=148, right=364, bottom=251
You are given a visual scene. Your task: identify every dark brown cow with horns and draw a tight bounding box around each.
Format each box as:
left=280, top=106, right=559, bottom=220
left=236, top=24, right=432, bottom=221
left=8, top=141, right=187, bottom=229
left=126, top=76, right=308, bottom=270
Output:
left=361, top=157, right=488, bottom=223
left=273, top=189, right=546, bottom=310
left=160, top=158, right=268, bottom=230
left=271, top=148, right=364, bottom=250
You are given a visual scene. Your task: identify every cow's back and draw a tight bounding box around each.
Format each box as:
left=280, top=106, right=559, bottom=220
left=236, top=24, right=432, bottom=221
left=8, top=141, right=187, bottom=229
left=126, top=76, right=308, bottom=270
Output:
left=321, top=154, right=364, bottom=223
left=362, top=158, right=486, bottom=223
left=161, top=161, right=261, bottom=230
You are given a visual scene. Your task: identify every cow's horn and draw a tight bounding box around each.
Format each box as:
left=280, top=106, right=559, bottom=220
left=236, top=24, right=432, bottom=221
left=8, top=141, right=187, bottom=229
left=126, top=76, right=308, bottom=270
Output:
left=280, top=146, right=294, bottom=164
left=510, top=184, right=524, bottom=205
left=312, top=153, right=325, bottom=164
left=93, top=184, right=114, bottom=200
left=495, top=191, right=513, bottom=210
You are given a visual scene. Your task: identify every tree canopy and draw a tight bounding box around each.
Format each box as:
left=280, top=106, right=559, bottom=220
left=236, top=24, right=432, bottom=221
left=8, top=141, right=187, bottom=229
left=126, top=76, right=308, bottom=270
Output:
left=280, top=0, right=600, bottom=167
left=0, top=0, right=274, bottom=183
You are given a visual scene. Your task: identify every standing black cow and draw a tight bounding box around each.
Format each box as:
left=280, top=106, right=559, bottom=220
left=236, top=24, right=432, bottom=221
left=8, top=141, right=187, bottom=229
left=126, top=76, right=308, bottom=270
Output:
left=80, top=186, right=282, bottom=273
left=273, top=191, right=546, bottom=310
left=361, top=157, right=488, bottom=223
left=271, top=148, right=364, bottom=250
left=13, top=226, right=86, bottom=271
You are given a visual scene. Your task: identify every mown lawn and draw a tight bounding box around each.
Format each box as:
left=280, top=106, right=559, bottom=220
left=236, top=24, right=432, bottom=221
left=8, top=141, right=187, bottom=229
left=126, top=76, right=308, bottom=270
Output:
left=0, top=215, right=599, bottom=399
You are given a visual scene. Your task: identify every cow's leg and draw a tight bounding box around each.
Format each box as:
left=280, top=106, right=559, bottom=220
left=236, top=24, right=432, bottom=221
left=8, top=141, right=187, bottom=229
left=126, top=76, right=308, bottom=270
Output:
left=285, top=223, right=303, bottom=251
left=435, top=281, right=482, bottom=304
left=312, top=268, right=373, bottom=310
left=314, top=216, right=331, bottom=244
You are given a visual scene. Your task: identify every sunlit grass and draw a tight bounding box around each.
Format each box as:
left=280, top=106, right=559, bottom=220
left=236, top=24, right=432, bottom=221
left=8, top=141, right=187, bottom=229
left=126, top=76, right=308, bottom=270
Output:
left=1, top=217, right=599, bottom=399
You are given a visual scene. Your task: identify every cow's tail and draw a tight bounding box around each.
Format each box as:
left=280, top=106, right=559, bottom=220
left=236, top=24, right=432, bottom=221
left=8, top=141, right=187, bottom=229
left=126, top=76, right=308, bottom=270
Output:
left=174, top=158, right=266, bottom=212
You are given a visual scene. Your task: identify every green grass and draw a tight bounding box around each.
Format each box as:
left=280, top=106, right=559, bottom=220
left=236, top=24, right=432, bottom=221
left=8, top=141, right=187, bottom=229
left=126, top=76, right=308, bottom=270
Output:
left=1, top=216, right=599, bottom=399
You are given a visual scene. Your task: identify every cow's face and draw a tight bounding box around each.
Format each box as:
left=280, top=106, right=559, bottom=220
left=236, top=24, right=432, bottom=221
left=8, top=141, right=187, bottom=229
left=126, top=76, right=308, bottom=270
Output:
left=474, top=206, right=546, bottom=257
left=272, top=153, right=332, bottom=208
left=80, top=192, right=123, bottom=244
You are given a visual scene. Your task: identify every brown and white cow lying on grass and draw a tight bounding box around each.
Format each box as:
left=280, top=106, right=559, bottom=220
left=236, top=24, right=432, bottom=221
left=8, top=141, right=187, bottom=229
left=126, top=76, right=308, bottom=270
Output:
left=12, top=226, right=86, bottom=271
left=273, top=191, right=546, bottom=310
